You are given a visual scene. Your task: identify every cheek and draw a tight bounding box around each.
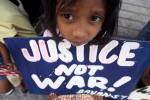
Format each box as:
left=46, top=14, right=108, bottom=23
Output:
left=90, top=26, right=101, bottom=37
left=57, top=19, right=72, bottom=37
left=57, top=19, right=64, bottom=33
left=57, top=24, right=70, bottom=37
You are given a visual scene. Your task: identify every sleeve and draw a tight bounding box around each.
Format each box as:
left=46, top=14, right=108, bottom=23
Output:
left=0, top=0, right=37, bottom=43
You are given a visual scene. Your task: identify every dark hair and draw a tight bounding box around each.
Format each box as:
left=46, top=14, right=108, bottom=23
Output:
left=41, top=0, right=122, bottom=45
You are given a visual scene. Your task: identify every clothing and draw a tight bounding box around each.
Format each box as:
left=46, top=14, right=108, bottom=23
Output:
left=136, top=21, right=150, bottom=41
left=43, top=30, right=95, bottom=100
left=0, top=75, right=6, bottom=81
left=128, top=86, right=150, bottom=99
left=0, top=0, right=37, bottom=43
left=136, top=21, right=150, bottom=86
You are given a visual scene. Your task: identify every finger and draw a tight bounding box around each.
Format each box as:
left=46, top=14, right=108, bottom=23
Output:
left=6, top=66, right=13, bottom=70
left=12, top=65, right=18, bottom=72
left=5, top=63, right=18, bottom=72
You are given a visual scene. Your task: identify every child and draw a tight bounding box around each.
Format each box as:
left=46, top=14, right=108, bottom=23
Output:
left=41, top=0, right=122, bottom=99
left=0, top=41, right=16, bottom=94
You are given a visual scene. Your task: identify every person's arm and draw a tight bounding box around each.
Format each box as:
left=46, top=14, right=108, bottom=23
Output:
left=0, top=42, right=17, bottom=71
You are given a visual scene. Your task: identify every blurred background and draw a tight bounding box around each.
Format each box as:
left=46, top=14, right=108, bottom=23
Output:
left=117, top=0, right=150, bottom=40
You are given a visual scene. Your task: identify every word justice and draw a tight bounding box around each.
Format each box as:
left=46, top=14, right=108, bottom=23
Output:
left=21, top=39, right=140, bottom=66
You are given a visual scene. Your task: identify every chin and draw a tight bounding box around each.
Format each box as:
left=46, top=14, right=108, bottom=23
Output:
left=71, top=42, right=85, bottom=46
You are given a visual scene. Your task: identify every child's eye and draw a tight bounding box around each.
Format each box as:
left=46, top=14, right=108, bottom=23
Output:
left=62, top=14, right=74, bottom=20
left=91, top=16, right=101, bottom=22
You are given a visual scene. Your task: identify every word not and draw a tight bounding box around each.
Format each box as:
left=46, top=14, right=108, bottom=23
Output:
left=21, top=39, right=140, bottom=66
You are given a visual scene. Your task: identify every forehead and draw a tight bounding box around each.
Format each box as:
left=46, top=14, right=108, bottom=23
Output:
left=57, top=0, right=106, bottom=12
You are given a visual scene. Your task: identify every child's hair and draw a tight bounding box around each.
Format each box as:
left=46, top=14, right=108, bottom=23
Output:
left=41, top=0, right=122, bottom=45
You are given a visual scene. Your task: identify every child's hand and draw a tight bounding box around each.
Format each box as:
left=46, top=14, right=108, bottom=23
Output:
left=48, top=93, right=60, bottom=99
left=3, top=62, right=18, bottom=73
left=92, top=94, right=103, bottom=100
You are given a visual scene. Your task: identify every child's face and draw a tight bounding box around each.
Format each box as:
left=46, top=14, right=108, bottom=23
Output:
left=56, top=0, right=106, bottom=46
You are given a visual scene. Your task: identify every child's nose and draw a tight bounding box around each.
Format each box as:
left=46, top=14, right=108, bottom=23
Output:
left=72, top=26, right=88, bottom=39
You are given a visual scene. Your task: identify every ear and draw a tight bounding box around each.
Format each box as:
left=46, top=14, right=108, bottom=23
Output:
left=56, top=28, right=62, bottom=37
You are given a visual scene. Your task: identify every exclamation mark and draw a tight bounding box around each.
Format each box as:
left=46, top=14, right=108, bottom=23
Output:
left=107, top=76, right=131, bottom=92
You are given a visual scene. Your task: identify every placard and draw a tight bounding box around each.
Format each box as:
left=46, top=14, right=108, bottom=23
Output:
left=4, top=37, right=150, bottom=100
